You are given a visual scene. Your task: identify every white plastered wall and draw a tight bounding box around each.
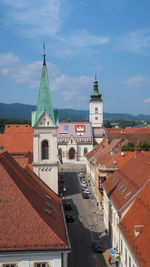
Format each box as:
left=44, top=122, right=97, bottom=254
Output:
left=0, top=251, right=69, bottom=267
left=33, top=119, right=58, bottom=194
left=90, top=100, right=103, bottom=127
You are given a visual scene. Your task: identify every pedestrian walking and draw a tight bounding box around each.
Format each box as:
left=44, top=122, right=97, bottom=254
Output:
left=108, top=255, right=112, bottom=264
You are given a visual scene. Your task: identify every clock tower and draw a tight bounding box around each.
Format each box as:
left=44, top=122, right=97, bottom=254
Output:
left=89, top=75, right=103, bottom=128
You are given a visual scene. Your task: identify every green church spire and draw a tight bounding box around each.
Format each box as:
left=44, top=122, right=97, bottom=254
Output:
left=90, top=74, right=102, bottom=101
left=32, top=45, right=58, bottom=127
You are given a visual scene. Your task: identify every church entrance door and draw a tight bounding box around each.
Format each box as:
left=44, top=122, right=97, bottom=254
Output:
left=69, top=147, right=75, bottom=159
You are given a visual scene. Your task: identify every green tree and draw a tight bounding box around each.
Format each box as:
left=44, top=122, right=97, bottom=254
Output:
left=122, top=142, right=135, bottom=151
left=137, top=141, right=150, bottom=151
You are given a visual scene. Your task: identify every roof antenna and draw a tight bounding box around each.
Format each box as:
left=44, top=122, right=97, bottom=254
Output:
left=95, top=73, right=97, bottom=81
left=43, top=41, right=46, bottom=66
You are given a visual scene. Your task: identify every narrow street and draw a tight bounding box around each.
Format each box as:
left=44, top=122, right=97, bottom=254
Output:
left=59, top=167, right=109, bottom=267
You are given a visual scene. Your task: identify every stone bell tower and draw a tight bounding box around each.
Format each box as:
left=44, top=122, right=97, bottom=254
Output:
left=32, top=45, right=59, bottom=194
left=89, top=75, right=103, bottom=128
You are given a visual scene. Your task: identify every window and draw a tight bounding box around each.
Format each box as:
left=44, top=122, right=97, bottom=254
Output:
left=35, top=263, right=47, bottom=267
left=3, top=265, right=16, bottom=267
left=84, top=147, right=88, bottom=154
left=95, top=107, right=98, bottom=114
left=120, top=239, right=123, bottom=254
left=0, top=146, right=3, bottom=150
left=129, top=256, right=131, bottom=267
left=112, top=176, right=118, bottom=182
left=122, top=187, right=128, bottom=193
left=95, top=117, right=98, bottom=120
left=125, top=248, right=127, bottom=264
left=41, top=140, right=49, bottom=160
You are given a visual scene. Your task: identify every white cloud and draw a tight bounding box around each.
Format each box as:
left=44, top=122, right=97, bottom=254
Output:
left=0, top=52, right=92, bottom=107
left=144, top=98, right=150, bottom=104
left=60, top=29, right=110, bottom=47
left=118, top=29, right=150, bottom=55
left=122, top=75, right=150, bottom=88
left=51, top=74, right=91, bottom=97
left=1, top=0, right=64, bottom=37
left=1, top=0, right=110, bottom=54
left=0, top=52, right=60, bottom=88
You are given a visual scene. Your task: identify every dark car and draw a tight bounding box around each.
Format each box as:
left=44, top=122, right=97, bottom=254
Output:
left=65, top=214, right=74, bottom=223
left=92, top=241, right=105, bottom=253
left=64, top=201, right=72, bottom=210
left=82, top=192, right=89, bottom=199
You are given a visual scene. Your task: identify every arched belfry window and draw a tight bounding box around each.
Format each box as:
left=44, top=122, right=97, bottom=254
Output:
left=41, top=140, right=49, bottom=160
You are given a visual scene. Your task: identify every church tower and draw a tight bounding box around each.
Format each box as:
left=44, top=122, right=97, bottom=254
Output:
left=32, top=45, right=59, bottom=194
left=89, top=75, right=103, bottom=128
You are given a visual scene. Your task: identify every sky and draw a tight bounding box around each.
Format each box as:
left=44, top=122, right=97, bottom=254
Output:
left=0, top=0, right=150, bottom=115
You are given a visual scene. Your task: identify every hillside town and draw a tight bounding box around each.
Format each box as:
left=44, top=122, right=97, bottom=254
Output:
left=0, top=51, right=150, bottom=267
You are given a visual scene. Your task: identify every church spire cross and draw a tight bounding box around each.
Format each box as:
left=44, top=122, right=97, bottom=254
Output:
left=43, top=41, right=46, bottom=66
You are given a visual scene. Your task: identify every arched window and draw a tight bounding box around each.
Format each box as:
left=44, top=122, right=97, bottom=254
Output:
left=41, top=140, right=49, bottom=160
left=84, top=147, right=88, bottom=155
left=69, top=147, right=75, bottom=159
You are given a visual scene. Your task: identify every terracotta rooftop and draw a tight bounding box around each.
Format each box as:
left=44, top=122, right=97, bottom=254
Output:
left=0, top=125, right=33, bottom=154
left=106, top=127, right=150, bottom=134
left=119, top=179, right=150, bottom=267
left=5, top=124, right=33, bottom=134
left=0, top=152, right=69, bottom=251
left=86, top=138, right=125, bottom=166
left=103, top=152, right=150, bottom=215
left=97, top=151, right=134, bottom=169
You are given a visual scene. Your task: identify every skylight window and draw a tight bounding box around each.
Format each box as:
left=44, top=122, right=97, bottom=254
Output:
left=45, top=201, right=50, bottom=207
left=44, top=209, right=51, bottom=214
left=119, top=184, right=125, bottom=190
left=125, top=191, right=132, bottom=198
left=114, top=178, right=119, bottom=184
left=122, top=187, right=128, bottom=193
left=45, top=195, right=51, bottom=199
left=117, top=182, right=121, bottom=187
left=112, top=176, right=117, bottom=182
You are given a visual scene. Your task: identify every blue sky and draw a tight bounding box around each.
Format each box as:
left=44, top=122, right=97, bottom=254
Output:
left=0, top=0, right=150, bottom=115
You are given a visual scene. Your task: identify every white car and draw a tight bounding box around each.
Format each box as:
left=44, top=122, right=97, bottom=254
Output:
left=79, top=172, right=84, bottom=178
left=81, top=183, right=87, bottom=189
left=83, top=189, right=91, bottom=195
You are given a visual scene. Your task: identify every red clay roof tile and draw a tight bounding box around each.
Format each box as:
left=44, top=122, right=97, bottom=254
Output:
left=0, top=152, right=69, bottom=251
left=103, top=152, right=150, bottom=214
left=119, top=180, right=150, bottom=267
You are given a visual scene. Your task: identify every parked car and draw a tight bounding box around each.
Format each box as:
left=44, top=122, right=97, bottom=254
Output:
left=83, top=188, right=91, bottom=195
left=80, top=178, right=86, bottom=183
left=64, top=201, right=72, bottom=210
left=65, top=214, right=74, bottom=223
left=92, top=241, right=105, bottom=253
left=81, top=184, right=87, bottom=189
left=82, top=192, right=90, bottom=199
left=79, top=172, right=84, bottom=178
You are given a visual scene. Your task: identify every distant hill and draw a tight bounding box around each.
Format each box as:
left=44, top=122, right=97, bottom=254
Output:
left=0, top=103, right=150, bottom=121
